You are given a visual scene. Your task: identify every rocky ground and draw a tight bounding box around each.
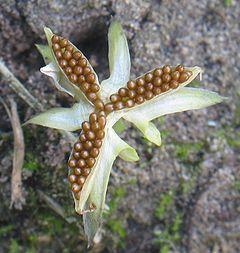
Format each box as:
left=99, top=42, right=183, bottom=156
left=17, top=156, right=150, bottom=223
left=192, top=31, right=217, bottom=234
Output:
left=0, top=0, right=239, bottom=253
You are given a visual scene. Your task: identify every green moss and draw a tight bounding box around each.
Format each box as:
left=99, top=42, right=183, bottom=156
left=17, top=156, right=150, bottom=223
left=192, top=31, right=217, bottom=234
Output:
left=9, top=239, right=19, bottom=253
left=155, top=190, right=174, bottom=220
left=232, top=180, right=240, bottom=191
left=0, top=225, right=13, bottom=237
left=24, top=153, right=40, bottom=171
left=224, top=0, right=232, bottom=6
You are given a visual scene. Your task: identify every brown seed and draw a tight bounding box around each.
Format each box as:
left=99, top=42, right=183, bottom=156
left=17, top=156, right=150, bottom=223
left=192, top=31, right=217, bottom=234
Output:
left=135, top=96, right=145, bottom=104
left=69, top=73, right=78, bottom=83
left=153, top=77, right=162, bottom=86
left=68, top=158, right=77, bottom=168
left=73, top=151, right=81, bottom=160
left=83, top=67, right=91, bottom=75
left=114, top=101, right=124, bottom=110
left=74, top=142, right=83, bottom=151
left=80, top=150, right=89, bottom=159
left=110, top=94, right=120, bottom=103
left=74, top=167, right=82, bottom=175
left=153, top=87, right=162, bottom=95
left=82, top=168, right=91, bottom=176
left=90, top=148, right=99, bottom=158
left=98, top=115, right=106, bottom=128
left=86, top=157, right=95, bottom=167
left=91, top=122, right=100, bottom=132
left=80, top=82, right=90, bottom=92
left=51, top=35, right=59, bottom=43
left=128, top=90, right=136, bottom=99
left=136, top=78, right=145, bottom=86
left=78, top=159, right=86, bottom=168
left=78, top=58, right=87, bottom=67
left=93, top=140, right=102, bottom=148
left=145, top=73, right=153, bottom=82
left=68, top=174, right=77, bottom=183
left=145, top=91, right=154, bottom=100
left=162, top=74, right=171, bottom=83
left=163, top=65, right=171, bottom=74
left=65, top=67, right=72, bottom=75
left=66, top=45, right=74, bottom=52
left=82, top=121, right=91, bottom=132
left=78, top=75, right=86, bottom=84
left=125, top=99, right=134, bottom=108
left=161, top=83, right=169, bottom=92
left=59, top=59, right=68, bottom=68
left=59, top=38, right=68, bottom=48
left=63, top=51, right=72, bottom=60
left=78, top=176, right=86, bottom=185
left=118, top=88, right=128, bottom=97
left=87, top=92, right=97, bottom=101
left=71, top=183, right=81, bottom=193
left=127, top=80, right=136, bottom=90
left=94, top=99, right=104, bottom=110
left=83, top=141, right=93, bottom=150
left=69, top=59, right=77, bottom=67
left=89, top=113, right=97, bottom=123
left=169, top=80, right=179, bottom=89
left=90, top=84, right=100, bottom=92
left=179, top=72, right=188, bottom=83
left=104, top=103, right=114, bottom=113
left=86, top=73, right=95, bottom=83
left=98, top=111, right=106, bottom=117
left=96, top=130, right=105, bottom=139
left=86, top=131, right=95, bottom=140
left=136, top=86, right=145, bottom=94
left=145, top=83, right=154, bottom=91
left=55, top=50, right=62, bottom=59
left=176, top=65, right=184, bottom=72
left=80, top=133, right=87, bottom=142
left=52, top=43, right=60, bottom=51
left=73, top=66, right=83, bottom=75
left=171, top=71, right=180, bottom=81
left=153, top=68, right=163, bottom=77
left=73, top=51, right=82, bottom=60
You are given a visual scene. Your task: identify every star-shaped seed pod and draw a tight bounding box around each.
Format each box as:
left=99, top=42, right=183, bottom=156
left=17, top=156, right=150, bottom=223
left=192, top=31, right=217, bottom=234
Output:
left=26, top=20, right=225, bottom=244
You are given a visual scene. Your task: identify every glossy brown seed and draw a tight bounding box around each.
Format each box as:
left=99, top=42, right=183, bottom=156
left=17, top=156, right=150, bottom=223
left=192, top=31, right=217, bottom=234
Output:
left=59, top=38, right=68, bottom=48
left=176, top=65, right=184, bottom=72
left=86, top=157, right=95, bottom=167
left=73, top=151, right=81, bottom=160
left=93, top=140, right=102, bottom=148
left=71, top=183, right=81, bottom=193
left=82, top=168, right=91, bottom=176
left=66, top=45, right=74, bottom=52
left=90, top=148, right=99, bottom=158
left=80, top=82, right=90, bottom=92
left=135, top=96, right=145, bottom=104
left=114, top=101, right=124, bottom=110
left=51, top=35, right=59, bottom=43
left=86, top=73, right=95, bottom=83
left=68, top=174, right=77, bottom=183
left=63, top=51, right=72, bottom=61
left=87, top=92, right=97, bottom=101
left=69, top=59, right=77, bottom=67
left=74, top=167, right=82, bottom=175
left=104, top=103, right=114, bottom=113
left=161, top=83, right=169, bottom=92
left=127, top=80, right=136, bottom=90
left=171, top=71, right=180, bottom=81
left=73, top=51, right=82, bottom=60
left=78, top=58, right=87, bottom=67
left=136, top=78, right=145, bottom=86
left=59, top=59, right=68, bottom=68
left=98, top=116, right=106, bottom=128
left=94, top=100, right=104, bottom=110
left=145, top=91, right=154, bottom=100
left=83, top=67, right=91, bottom=75
left=118, top=88, right=128, bottom=97
left=78, top=159, right=86, bottom=168
left=125, top=99, right=134, bottom=108
left=145, top=83, right=154, bottom=91
left=80, top=133, right=87, bottom=142
left=162, top=74, right=171, bottom=83
left=78, top=176, right=86, bottom=186
left=73, top=66, right=83, bottom=75
left=163, top=65, right=171, bottom=74
left=153, top=87, right=162, bottom=95
left=110, top=94, right=120, bottom=103
left=89, top=113, right=97, bottom=123
left=96, top=130, right=105, bottom=139
left=153, top=77, right=162, bottom=86
left=86, top=131, right=95, bottom=140
left=52, top=43, right=60, bottom=51
left=65, top=67, right=72, bottom=75
left=82, top=121, right=91, bottom=132
left=154, top=68, right=163, bottom=77
left=145, top=73, right=153, bottom=82
left=91, top=122, right=100, bottom=132
left=169, top=80, right=179, bottom=89
left=55, top=50, right=62, bottom=59
left=179, top=72, right=188, bottom=83
left=136, top=86, right=145, bottom=94
left=69, top=73, right=78, bottom=83
left=80, top=150, right=89, bottom=159
left=74, top=142, right=83, bottom=151
left=128, top=90, right=136, bottom=99
left=98, top=111, right=106, bottom=117
left=83, top=141, right=93, bottom=150
left=90, top=84, right=100, bottom=92
left=78, top=75, right=86, bottom=84
left=68, top=159, right=77, bottom=168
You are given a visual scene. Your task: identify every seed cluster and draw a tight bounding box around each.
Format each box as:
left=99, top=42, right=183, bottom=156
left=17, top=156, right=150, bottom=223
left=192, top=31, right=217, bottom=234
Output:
left=51, top=35, right=104, bottom=110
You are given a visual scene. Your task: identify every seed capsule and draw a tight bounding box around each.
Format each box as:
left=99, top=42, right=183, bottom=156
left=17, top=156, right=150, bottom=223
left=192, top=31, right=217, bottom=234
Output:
left=68, top=159, right=77, bottom=168
left=78, top=159, right=86, bottom=168
left=90, top=148, right=99, bottom=158
left=68, top=174, right=77, bottom=183
left=73, top=51, right=82, bottom=60
left=86, top=157, right=95, bottom=167
left=72, top=183, right=81, bottom=193
left=74, top=167, right=82, bottom=175
left=127, top=80, right=136, bottom=90
left=89, top=113, right=97, bottom=123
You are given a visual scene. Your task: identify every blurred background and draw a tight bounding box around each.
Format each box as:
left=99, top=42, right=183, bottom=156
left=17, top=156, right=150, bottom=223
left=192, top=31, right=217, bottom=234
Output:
left=0, top=0, right=239, bottom=252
